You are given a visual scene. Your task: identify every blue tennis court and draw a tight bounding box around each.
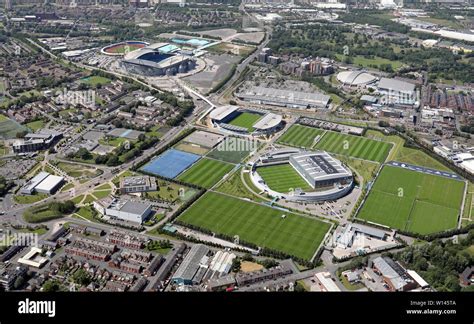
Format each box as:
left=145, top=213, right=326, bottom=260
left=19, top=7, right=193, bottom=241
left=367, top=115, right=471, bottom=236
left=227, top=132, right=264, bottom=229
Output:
left=141, top=149, right=201, bottom=178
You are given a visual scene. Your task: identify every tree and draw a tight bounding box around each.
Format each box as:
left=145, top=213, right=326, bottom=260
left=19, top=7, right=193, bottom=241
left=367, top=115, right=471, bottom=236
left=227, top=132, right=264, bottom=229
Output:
left=42, top=280, right=62, bottom=292
left=72, top=269, right=91, bottom=286
left=231, top=258, right=241, bottom=273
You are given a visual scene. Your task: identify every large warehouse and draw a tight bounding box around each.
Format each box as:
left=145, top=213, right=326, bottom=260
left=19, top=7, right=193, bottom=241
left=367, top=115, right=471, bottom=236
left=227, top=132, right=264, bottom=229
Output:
left=236, top=86, right=330, bottom=109
left=121, top=43, right=196, bottom=77
left=336, top=70, right=377, bottom=87
left=377, top=77, right=417, bottom=106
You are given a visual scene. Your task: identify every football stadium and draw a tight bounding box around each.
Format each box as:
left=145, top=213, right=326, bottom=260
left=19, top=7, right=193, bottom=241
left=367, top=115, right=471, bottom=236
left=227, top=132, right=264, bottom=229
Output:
left=121, top=42, right=196, bottom=76
left=101, top=41, right=149, bottom=56
left=250, top=148, right=354, bottom=202
left=209, top=105, right=283, bottom=136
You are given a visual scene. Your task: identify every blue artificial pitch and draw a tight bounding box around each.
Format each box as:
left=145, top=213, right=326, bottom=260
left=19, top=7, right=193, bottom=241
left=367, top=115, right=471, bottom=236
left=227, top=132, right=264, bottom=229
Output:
left=141, top=149, right=201, bottom=178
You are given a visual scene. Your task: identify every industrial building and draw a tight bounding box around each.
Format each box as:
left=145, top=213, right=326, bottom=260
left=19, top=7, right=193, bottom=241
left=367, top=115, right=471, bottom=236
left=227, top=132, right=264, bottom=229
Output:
left=119, top=176, right=157, bottom=194
left=314, top=272, right=341, bottom=292
left=93, top=198, right=152, bottom=224
left=121, top=43, right=196, bottom=77
left=20, top=172, right=64, bottom=195
left=372, top=256, right=418, bottom=291
left=236, top=86, right=330, bottom=109
left=377, top=77, right=417, bottom=106
left=172, top=244, right=210, bottom=286
left=335, top=223, right=387, bottom=249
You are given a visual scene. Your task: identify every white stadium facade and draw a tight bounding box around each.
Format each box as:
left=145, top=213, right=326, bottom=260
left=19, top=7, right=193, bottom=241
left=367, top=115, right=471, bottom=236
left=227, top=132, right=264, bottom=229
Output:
left=336, top=70, right=377, bottom=87
left=250, top=149, right=354, bottom=202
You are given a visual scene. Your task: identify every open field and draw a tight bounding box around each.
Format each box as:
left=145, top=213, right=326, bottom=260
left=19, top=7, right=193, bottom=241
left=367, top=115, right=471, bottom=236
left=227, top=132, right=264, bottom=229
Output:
left=357, top=165, right=464, bottom=235
left=178, top=158, right=234, bottom=189
left=215, top=168, right=267, bottom=202
left=315, top=131, right=392, bottom=163
left=25, top=119, right=45, bottom=132
left=79, top=75, right=111, bottom=86
left=256, top=164, right=312, bottom=193
left=178, top=192, right=331, bottom=260
left=365, top=130, right=450, bottom=171
left=227, top=112, right=262, bottom=131
left=207, top=137, right=256, bottom=164
left=144, top=179, right=197, bottom=203
left=174, top=143, right=210, bottom=155
left=277, top=124, right=325, bottom=148
left=56, top=161, right=102, bottom=178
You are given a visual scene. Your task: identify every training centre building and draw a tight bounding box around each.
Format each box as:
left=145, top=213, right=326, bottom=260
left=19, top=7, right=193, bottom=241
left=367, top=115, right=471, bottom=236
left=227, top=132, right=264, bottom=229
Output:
left=209, top=105, right=283, bottom=136
left=250, top=149, right=354, bottom=202
left=121, top=42, right=196, bottom=77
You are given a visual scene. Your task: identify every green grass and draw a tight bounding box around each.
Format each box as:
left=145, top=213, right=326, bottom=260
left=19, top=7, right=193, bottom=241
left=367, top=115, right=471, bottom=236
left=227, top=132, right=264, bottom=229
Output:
left=207, top=137, right=257, bottom=164
left=79, top=75, right=111, bottom=86
left=228, top=112, right=262, bottom=132
left=144, top=180, right=197, bottom=203
left=99, top=136, right=130, bottom=148
left=357, top=165, right=464, bottom=235
left=178, top=192, right=331, bottom=260
left=277, top=124, right=325, bottom=148
left=75, top=206, right=99, bottom=223
left=365, top=130, right=450, bottom=171
left=338, top=156, right=379, bottom=185
left=82, top=195, right=96, bottom=204
left=336, top=54, right=404, bottom=70
left=215, top=167, right=266, bottom=202
left=25, top=119, right=45, bottom=132
left=56, top=161, right=101, bottom=178
left=92, top=190, right=111, bottom=199
left=256, top=164, right=312, bottom=193
left=71, top=195, right=84, bottom=204
left=14, top=193, right=48, bottom=204
left=60, top=182, right=75, bottom=192
left=178, top=158, right=234, bottom=189
left=95, top=183, right=111, bottom=190
left=315, top=131, right=392, bottom=163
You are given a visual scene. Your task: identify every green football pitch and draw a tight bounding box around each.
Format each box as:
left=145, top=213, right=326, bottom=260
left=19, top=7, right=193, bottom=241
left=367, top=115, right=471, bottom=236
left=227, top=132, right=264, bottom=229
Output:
left=178, top=158, right=234, bottom=189
left=256, top=164, right=312, bottom=193
left=314, top=131, right=392, bottom=163
left=178, top=192, right=332, bottom=260
left=228, top=112, right=262, bottom=131
left=207, top=137, right=256, bottom=164
left=276, top=124, right=325, bottom=148
left=357, top=165, right=465, bottom=235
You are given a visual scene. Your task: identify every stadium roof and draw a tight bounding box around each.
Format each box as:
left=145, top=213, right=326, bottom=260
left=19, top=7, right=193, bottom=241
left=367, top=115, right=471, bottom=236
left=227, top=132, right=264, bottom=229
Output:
left=209, top=105, right=239, bottom=121
left=378, top=77, right=415, bottom=93
left=123, top=47, right=155, bottom=60
left=290, top=151, right=352, bottom=182
left=336, top=70, right=377, bottom=86
left=253, top=113, right=282, bottom=130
